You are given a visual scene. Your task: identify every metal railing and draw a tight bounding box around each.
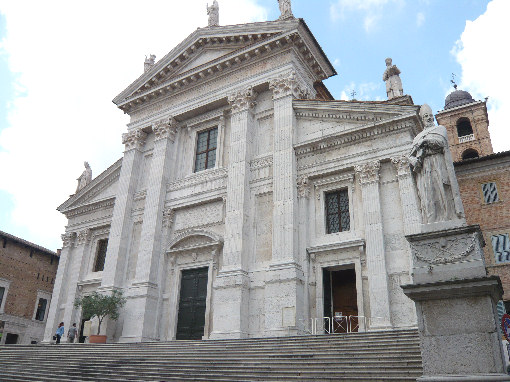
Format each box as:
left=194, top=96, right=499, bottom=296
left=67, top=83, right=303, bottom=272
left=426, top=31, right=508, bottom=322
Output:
left=303, top=316, right=384, bottom=334
left=458, top=134, right=474, bottom=143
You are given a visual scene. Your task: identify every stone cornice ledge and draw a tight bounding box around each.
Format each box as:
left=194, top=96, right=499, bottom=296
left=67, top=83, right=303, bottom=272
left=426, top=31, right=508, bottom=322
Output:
left=307, top=238, right=365, bottom=255
left=167, top=167, right=228, bottom=191
left=294, top=113, right=419, bottom=157
left=64, top=197, right=116, bottom=219
left=401, top=276, right=502, bottom=302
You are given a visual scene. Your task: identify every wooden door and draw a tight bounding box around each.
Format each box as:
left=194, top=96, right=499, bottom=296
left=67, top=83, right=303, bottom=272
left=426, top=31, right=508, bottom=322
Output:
left=176, top=267, right=208, bottom=340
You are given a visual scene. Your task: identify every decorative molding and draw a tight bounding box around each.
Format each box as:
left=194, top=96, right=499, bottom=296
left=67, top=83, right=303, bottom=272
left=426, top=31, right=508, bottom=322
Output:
left=411, top=234, right=477, bottom=266
left=133, top=190, right=147, bottom=201
left=153, top=117, right=178, bottom=142
left=167, top=167, right=227, bottom=192
left=228, top=86, right=257, bottom=113
left=391, top=155, right=412, bottom=178
left=65, top=198, right=116, bottom=219
left=122, top=128, right=147, bottom=151
left=76, top=229, right=91, bottom=246
left=269, top=71, right=310, bottom=100
left=355, top=160, right=381, bottom=185
left=250, top=155, right=273, bottom=170
left=162, top=208, right=175, bottom=229
left=297, top=175, right=310, bottom=198
left=61, top=232, right=76, bottom=248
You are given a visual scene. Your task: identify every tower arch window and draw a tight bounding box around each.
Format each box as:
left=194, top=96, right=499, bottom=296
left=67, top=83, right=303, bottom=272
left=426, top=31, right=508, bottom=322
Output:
left=461, top=148, right=479, bottom=160
left=456, top=117, right=473, bottom=137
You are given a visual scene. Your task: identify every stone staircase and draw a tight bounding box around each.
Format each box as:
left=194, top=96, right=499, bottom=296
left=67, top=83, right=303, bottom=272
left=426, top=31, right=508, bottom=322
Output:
left=0, top=329, right=422, bottom=381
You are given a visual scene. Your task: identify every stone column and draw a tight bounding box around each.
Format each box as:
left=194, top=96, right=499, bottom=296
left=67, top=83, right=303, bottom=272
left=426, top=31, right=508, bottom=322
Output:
left=210, top=87, right=256, bottom=339
left=121, top=118, right=177, bottom=342
left=263, top=72, right=309, bottom=336
left=297, top=175, right=311, bottom=331
left=391, top=155, right=421, bottom=236
left=43, top=232, right=76, bottom=342
left=101, top=128, right=147, bottom=289
left=355, top=160, right=392, bottom=328
left=61, top=229, right=91, bottom=341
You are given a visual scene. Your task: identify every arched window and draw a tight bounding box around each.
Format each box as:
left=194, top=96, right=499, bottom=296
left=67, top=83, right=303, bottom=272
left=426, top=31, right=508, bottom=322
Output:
left=461, top=148, right=479, bottom=160
left=456, top=117, right=473, bottom=137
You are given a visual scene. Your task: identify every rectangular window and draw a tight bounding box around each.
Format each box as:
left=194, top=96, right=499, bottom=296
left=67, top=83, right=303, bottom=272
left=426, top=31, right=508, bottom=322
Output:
left=492, top=234, right=510, bottom=264
left=94, top=239, right=108, bottom=272
left=34, top=298, right=47, bottom=321
left=0, top=287, right=5, bottom=309
left=482, top=182, right=499, bottom=204
left=325, top=189, right=350, bottom=234
left=194, top=128, right=218, bottom=172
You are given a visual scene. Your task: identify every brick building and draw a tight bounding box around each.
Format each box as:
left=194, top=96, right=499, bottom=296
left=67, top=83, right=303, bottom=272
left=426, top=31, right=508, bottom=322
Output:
left=0, top=230, right=59, bottom=344
left=437, top=89, right=510, bottom=310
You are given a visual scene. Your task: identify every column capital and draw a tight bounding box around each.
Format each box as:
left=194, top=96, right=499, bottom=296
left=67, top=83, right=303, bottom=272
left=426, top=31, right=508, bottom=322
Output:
left=153, top=117, right=178, bottom=142
left=269, top=71, right=311, bottom=100
left=355, top=160, right=381, bottom=186
left=297, top=175, right=311, bottom=198
left=228, top=86, right=257, bottom=113
left=391, top=155, right=412, bottom=178
left=122, top=128, right=147, bottom=151
left=76, top=229, right=91, bottom=246
left=61, top=232, right=76, bottom=248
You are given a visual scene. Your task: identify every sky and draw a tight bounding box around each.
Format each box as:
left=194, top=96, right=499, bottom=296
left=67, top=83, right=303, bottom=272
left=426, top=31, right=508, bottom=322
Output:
left=0, top=0, right=508, bottom=251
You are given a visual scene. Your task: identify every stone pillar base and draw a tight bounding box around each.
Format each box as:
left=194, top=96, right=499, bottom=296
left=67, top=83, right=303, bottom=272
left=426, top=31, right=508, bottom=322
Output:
left=403, top=277, right=508, bottom=381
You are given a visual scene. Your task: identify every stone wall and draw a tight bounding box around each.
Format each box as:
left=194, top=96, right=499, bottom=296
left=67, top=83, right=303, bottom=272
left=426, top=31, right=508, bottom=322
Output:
left=0, top=233, right=58, bottom=344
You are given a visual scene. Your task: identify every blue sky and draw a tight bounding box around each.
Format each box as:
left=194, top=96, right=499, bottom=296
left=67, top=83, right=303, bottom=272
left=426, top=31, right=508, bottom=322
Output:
left=0, top=0, right=507, bottom=250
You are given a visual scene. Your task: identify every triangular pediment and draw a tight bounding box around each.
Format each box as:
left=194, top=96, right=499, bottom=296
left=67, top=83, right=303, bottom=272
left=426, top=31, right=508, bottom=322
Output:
left=58, top=158, right=122, bottom=214
left=113, top=19, right=336, bottom=112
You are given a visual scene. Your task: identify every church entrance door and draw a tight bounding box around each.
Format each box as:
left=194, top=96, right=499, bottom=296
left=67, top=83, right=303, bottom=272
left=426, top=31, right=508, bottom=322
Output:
left=323, top=267, right=358, bottom=333
left=176, top=267, right=208, bottom=340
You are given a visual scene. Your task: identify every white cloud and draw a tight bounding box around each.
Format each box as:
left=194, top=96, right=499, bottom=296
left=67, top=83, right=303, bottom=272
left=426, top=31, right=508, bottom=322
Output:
left=339, top=81, right=382, bottom=101
left=451, top=0, right=510, bottom=153
left=0, top=0, right=268, bottom=250
left=330, top=0, right=404, bottom=33
left=416, top=12, right=425, bottom=27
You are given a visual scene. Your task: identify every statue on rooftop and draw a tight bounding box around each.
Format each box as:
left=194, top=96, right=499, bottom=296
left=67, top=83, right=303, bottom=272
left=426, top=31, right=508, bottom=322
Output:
left=409, top=104, right=464, bottom=224
left=383, top=58, right=403, bottom=100
left=207, top=1, right=219, bottom=27
left=76, top=161, right=92, bottom=193
left=278, top=0, right=293, bottom=20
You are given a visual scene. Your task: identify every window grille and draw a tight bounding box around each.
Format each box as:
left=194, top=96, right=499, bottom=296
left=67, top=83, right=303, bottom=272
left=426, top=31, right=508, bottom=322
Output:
left=94, top=239, right=108, bottom=272
left=482, top=182, right=499, bottom=204
left=194, top=128, right=218, bottom=172
left=35, top=298, right=47, bottom=321
left=492, top=234, right=510, bottom=264
left=325, top=190, right=350, bottom=234
left=0, top=287, right=5, bottom=308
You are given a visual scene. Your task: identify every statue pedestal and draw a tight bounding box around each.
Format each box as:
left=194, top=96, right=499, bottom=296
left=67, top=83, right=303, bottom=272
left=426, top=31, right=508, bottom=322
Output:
left=402, top=225, right=510, bottom=381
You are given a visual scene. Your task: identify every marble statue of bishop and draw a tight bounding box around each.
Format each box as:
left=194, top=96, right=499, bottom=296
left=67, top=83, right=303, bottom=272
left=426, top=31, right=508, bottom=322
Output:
left=76, top=161, right=92, bottom=193
left=383, top=58, right=403, bottom=100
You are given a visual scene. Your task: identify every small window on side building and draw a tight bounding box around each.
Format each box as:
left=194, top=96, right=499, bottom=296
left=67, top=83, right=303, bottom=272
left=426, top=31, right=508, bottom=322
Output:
left=325, top=189, right=350, bottom=234
left=0, top=287, right=5, bottom=309
left=94, top=239, right=108, bottom=272
left=482, top=182, right=499, bottom=204
left=34, top=298, right=47, bottom=321
left=194, top=128, right=218, bottom=172
left=492, top=234, right=510, bottom=264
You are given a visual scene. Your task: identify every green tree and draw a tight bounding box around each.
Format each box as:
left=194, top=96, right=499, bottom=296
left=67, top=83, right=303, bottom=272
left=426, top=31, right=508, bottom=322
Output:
left=74, top=290, right=126, bottom=335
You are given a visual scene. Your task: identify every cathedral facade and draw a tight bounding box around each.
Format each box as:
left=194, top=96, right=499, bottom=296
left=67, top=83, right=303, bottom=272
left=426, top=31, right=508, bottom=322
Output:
left=44, top=13, right=425, bottom=343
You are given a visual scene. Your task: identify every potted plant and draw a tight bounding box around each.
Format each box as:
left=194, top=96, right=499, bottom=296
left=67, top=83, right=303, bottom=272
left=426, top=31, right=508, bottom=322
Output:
left=74, top=290, right=126, bottom=344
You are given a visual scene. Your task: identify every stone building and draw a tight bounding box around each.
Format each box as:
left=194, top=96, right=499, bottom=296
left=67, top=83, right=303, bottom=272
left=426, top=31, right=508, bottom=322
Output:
left=0, top=230, right=59, bottom=344
left=438, top=89, right=510, bottom=310
left=45, top=9, right=442, bottom=343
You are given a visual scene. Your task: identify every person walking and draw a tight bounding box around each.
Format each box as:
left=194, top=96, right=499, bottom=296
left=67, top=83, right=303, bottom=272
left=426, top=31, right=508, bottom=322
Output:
left=68, top=323, right=78, bottom=343
left=55, top=322, right=64, bottom=344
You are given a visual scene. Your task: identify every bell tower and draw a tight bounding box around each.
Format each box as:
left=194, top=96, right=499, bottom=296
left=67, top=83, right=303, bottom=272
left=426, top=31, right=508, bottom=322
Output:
left=435, top=87, right=493, bottom=162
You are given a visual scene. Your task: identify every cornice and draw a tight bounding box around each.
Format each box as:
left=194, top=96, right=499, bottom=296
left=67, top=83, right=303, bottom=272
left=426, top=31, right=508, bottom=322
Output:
left=116, top=22, right=334, bottom=113
left=64, top=197, right=116, bottom=219
left=294, top=113, right=418, bottom=158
